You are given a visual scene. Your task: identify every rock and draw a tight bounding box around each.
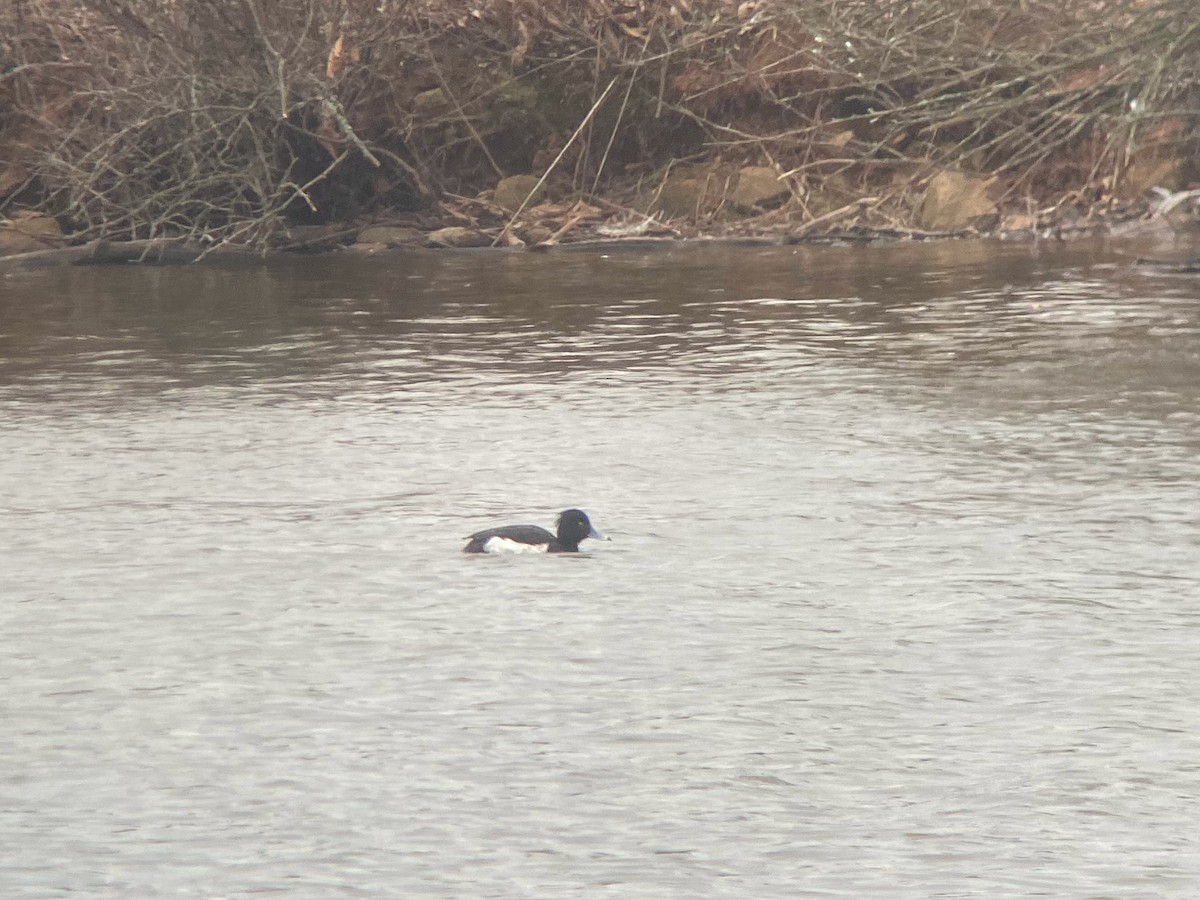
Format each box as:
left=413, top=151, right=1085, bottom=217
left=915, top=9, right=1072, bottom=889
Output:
left=1155, top=189, right=1200, bottom=232
left=1000, top=213, right=1037, bottom=233
left=412, top=88, right=448, bottom=114
left=652, top=175, right=704, bottom=217
left=282, top=224, right=347, bottom=251
left=1132, top=255, right=1200, bottom=273
left=357, top=225, right=424, bottom=247
left=0, top=212, right=63, bottom=255
left=520, top=225, right=555, bottom=245
left=919, top=171, right=998, bottom=231
left=9, top=210, right=62, bottom=232
left=730, top=166, right=788, bottom=211
left=493, top=175, right=545, bottom=212
left=1121, top=154, right=1186, bottom=198
left=427, top=226, right=491, bottom=248
left=1119, top=118, right=1190, bottom=198
left=0, top=231, right=51, bottom=255
left=0, top=166, right=28, bottom=200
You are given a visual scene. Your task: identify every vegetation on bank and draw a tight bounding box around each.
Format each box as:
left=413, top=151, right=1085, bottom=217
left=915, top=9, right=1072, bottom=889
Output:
left=1, top=0, right=1198, bottom=256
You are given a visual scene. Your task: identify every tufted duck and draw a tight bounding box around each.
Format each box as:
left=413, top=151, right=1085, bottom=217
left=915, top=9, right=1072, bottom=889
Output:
left=464, top=509, right=609, bottom=554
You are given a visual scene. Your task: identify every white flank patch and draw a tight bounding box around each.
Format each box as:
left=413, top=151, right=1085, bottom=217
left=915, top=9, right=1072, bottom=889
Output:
left=482, top=536, right=549, bottom=554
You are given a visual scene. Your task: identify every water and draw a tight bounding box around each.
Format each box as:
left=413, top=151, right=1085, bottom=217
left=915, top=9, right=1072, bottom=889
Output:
left=2, top=240, right=1199, bottom=898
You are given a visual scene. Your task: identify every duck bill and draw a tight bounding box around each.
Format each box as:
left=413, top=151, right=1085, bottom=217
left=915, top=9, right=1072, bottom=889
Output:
left=588, top=525, right=610, bottom=542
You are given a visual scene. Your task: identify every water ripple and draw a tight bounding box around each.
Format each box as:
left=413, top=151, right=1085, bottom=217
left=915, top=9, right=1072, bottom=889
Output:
left=1, top=241, right=1199, bottom=897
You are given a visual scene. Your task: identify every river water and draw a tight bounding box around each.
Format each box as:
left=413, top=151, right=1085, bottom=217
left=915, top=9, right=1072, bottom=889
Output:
left=2, top=240, right=1198, bottom=898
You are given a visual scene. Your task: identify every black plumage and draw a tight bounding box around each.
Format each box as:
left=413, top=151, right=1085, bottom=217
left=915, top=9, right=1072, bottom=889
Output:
left=464, top=509, right=608, bottom=553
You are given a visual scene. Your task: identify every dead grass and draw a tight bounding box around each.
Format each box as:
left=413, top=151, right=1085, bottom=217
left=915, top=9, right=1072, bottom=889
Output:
left=1, top=0, right=1196, bottom=246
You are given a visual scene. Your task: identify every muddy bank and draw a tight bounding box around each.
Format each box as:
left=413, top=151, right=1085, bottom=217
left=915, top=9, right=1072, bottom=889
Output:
left=7, top=186, right=1200, bottom=273
left=2, top=1, right=1198, bottom=262
left=3, top=201, right=1198, bottom=273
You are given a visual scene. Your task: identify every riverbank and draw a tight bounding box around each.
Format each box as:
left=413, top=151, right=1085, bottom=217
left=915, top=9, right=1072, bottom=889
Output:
left=2, top=0, right=1197, bottom=261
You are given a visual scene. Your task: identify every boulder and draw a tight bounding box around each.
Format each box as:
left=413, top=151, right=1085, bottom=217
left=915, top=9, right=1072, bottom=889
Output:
left=494, top=175, right=545, bottom=212
left=0, top=230, right=48, bottom=255
left=0, top=166, right=28, bottom=201
left=0, top=212, right=63, bottom=255
left=357, top=225, right=424, bottom=247
left=519, top=225, right=555, bottom=245
left=411, top=88, right=448, bottom=114
left=731, top=166, right=789, bottom=211
left=427, top=226, right=491, bottom=248
left=1121, top=154, right=1186, bottom=199
left=282, top=224, right=346, bottom=251
left=919, top=171, right=998, bottom=231
left=652, top=174, right=705, bottom=217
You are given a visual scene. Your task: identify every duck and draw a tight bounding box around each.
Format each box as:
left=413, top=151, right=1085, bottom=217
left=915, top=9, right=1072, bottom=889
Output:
left=463, top=509, right=609, bottom=554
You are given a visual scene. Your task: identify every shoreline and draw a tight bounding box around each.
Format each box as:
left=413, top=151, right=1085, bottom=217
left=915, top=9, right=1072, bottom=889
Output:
left=3, top=206, right=1176, bottom=273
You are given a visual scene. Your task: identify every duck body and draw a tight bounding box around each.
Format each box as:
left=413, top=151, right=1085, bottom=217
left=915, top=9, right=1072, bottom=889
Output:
left=464, top=509, right=608, bottom=554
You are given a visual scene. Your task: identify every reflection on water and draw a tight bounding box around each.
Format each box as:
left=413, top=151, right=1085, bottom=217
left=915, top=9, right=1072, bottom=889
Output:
left=2, top=241, right=1199, bottom=898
